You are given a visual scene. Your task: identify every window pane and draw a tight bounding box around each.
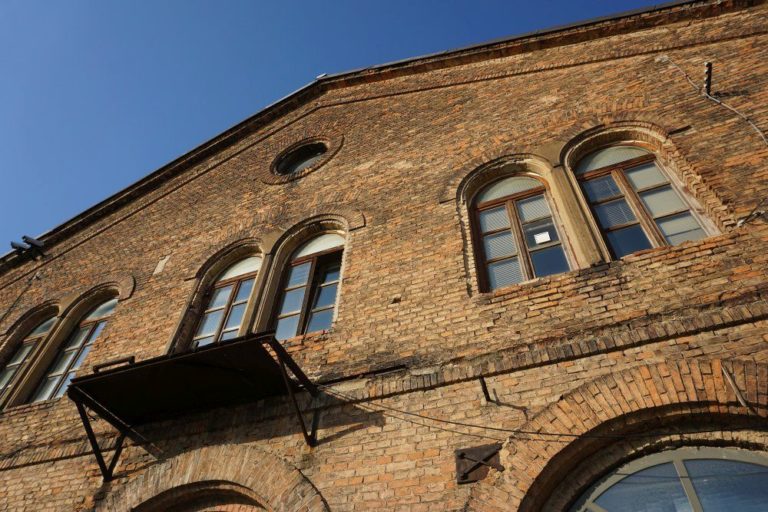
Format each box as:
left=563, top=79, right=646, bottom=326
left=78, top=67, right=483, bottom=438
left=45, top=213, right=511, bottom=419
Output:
left=87, top=321, right=106, bottom=342
left=306, top=309, right=334, bottom=333
left=217, top=256, right=262, bottom=281
left=582, top=176, right=622, bottom=202
left=84, top=298, right=118, bottom=321
left=194, top=336, right=215, bottom=348
left=595, top=462, right=692, bottom=512
left=605, top=225, right=653, bottom=258
left=208, top=285, right=233, bottom=309
left=32, top=376, right=60, bottom=402
left=530, top=246, right=569, bottom=278
left=293, top=234, right=344, bottom=259
left=223, top=303, right=246, bottom=331
left=0, top=367, right=16, bottom=390
left=483, top=232, right=517, bottom=260
left=477, top=176, right=541, bottom=203
left=195, top=310, right=223, bottom=337
left=523, top=218, right=560, bottom=249
left=286, top=263, right=311, bottom=288
left=640, top=186, right=686, bottom=218
left=686, top=459, right=768, bottom=512
left=71, top=344, right=94, bottom=372
left=54, top=372, right=76, bottom=398
left=487, top=258, right=523, bottom=290
left=220, top=330, right=239, bottom=341
left=478, top=207, right=511, bottom=233
left=575, top=146, right=650, bottom=174
left=8, top=343, right=34, bottom=365
left=64, top=326, right=91, bottom=349
left=657, top=212, right=706, bottom=245
left=234, top=279, right=254, bottom=303
left=313, top=284, right=338, bottom=310
left=279, top=288, right=306, bottom=316
left=594, top=199, right=637, bottom=228
left=28, top=317, right=56, bottom=338
left=275, top=315, right=300, bottom=341
left=49, top=349, right=78, bottom=375
left=626, top=162, right=667, bottom=190
left=516, top=195, right=551, bottom=222
left=320, top=265, right=341, bottom=284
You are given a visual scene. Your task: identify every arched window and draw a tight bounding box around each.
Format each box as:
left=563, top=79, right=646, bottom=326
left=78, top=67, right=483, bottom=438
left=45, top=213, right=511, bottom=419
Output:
left=29, top=298, right=117, bottom=402
left=273, top=233, right=344, bottom=340
left=191, top=256, right=262, bottom=349
left=575, top=146, right=707, bottom=259
left=473, top=176, right=570, bottom=290
left=570, top=447, right=768, bottom=512
left=0, top=316, right=56, bottom=401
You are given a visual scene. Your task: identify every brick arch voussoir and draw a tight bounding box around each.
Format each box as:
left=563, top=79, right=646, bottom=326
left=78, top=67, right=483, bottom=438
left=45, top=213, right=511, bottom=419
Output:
left=466, top=358, right=768, bottom=512
left=96, top=444, right=330, bottom=512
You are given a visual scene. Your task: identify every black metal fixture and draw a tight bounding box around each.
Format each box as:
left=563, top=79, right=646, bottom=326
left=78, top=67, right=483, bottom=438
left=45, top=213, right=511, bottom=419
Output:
left=455, top=443, right=504, bottom=484
left=10, top=235, right=45, bottom=259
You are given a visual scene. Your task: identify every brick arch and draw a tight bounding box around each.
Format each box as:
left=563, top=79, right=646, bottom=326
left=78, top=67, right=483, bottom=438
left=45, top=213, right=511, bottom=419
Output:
left=467, top=358, right=768, bottom=512
left=96, top=444, right=330, bottom=512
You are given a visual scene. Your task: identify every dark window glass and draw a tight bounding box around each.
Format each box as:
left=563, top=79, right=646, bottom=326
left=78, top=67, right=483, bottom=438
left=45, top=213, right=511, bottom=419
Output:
left=605, top=225, right=653, bottom=258
left=275, top=142, right=328, bottom=175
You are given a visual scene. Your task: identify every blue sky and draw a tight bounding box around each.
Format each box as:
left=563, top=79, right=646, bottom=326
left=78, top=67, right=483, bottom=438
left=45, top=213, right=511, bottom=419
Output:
left=0, top=0, right=658, bottom=248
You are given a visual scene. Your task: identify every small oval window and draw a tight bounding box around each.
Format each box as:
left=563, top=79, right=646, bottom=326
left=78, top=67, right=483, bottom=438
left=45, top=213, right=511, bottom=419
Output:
left=275, top=142, right=328, bottom=175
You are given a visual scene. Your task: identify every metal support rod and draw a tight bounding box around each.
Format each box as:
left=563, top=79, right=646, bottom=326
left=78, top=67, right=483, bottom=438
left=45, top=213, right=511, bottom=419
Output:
left=276, top=356, right=318, bottom=446
left=479, top=377, right=493, bottom=403
left=74, top=399, right=127, bottom=482
left=704, top=62, right=712, bottom=96
left=721, top=365, right=758, bottom=415
left=265, top=337, right=319, bottom=396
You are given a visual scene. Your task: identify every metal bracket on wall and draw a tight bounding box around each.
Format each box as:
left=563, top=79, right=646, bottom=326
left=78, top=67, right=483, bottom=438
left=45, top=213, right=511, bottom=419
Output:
left=72, top=396, right=127, bottom=482
left=455, top=443, right=504, bottom=484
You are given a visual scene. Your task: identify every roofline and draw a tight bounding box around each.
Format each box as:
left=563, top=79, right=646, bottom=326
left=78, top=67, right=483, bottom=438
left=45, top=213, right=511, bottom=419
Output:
left=1, top=0, right=759, bottom=270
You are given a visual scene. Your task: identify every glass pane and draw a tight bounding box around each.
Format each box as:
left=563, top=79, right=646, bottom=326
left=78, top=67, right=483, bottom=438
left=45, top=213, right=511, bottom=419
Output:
left=28, top=317, right=56, bottom=338
left=49, top=349, right=78, bottom=375
left=478, top=207, right=511, bottom=233
left=223, top=303, right=246, bottom=330
left=219, top=329, right=239, bottom=341
left=313, top=284, right=338, bottom=310
left=72, top=344, right=94, bottom=371
left=523, top=218, right=560, bottom=249
left=54, top=372, right=76, bottom=398
left=487, top=258, right=523, bottom=290
left=530, top=246, right=569, bottom=277
left=306, top=309, right=334, bottom=333
left=193, top=336, right=215, bottom=348
left=216, top=256, right=262, bottom=281
left=8, top=343, right=34, bottom=365
left=606, top=225, right=653, bottom=258
left=483, top=232, right=517, bottom=260
left=595, top=462, right=692, bottom=512
left=32, top=376, right=60, bottom=402
left=195, top=310, right=224, bottom=337
left=582, top=176, right=622, bottom=202
left=594, top=198, right=637, bottom=228
left=640, top=186, right=686, bottom=218
left=320, top=265, right=341, bottom=284
left=286, top=263, right=311, bottom=288
left=293, top=234, right=345, bottom=259
left=626, top=162, right=667, bottom=190
left=275, top=315, right=300, bottom=341
left=657, top=212, right=706, bottom=245
left=575, top=146, right=651, bottom=174
left=234, top=279, right=254, bottom=303
left=686, top=459, right=768, bottom=512
left=84, top=298, right=118, bottom=321
left=516, top=195, right=551, bottom=222
left=87, top=321, right=106, bottom=342
left=208, top=285, right=233, bottom=310
left=0, top=367, right=16, bottom=390
left=477, top=176, right=541, bottom=203
left=279, top=288, right=306, bottom=316
left=64, top=326, right=91, bottom=349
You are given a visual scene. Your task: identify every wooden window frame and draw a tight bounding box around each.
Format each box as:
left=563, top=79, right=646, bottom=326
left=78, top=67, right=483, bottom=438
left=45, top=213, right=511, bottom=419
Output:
left=577, top=154, right=702, bottom=258
left=273, top=247, right=343, bottom=339
left=191, top=270, right=259, bottom=349
left=473, top=182, right=568, bottom=292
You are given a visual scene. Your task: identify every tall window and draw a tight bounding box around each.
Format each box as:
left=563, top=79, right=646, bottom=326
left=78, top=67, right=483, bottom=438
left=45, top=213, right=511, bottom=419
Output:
left=575, top=146, right=707, bottom=259
left=30, top=298, right=117, bottom=402
left=273, top=233, right=344, bottom=340
left=0, top=316, right=56, bottom=401
left=474, top=176, right=570, bottom=291
left=570, top=447, right=768, bottom=512
left=192, top=256, right=262, bottom=349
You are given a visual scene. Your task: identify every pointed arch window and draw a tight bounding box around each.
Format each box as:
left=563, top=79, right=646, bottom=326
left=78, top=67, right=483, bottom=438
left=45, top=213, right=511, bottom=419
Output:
left=474, top=176, right=570, bottom=291
left=30, top=298, right=117, bottom=402
left=0, top=316, right=56, bottom=401
left=192, top=256, right=262, bottom=349
left=575, top=146, right=707, bottom=259
left=273, top=233, right=344, bottom=340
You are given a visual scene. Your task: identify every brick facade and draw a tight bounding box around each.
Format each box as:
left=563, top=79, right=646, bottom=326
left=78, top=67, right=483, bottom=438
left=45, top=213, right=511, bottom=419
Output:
left=0, top=1, right=767, bottom=510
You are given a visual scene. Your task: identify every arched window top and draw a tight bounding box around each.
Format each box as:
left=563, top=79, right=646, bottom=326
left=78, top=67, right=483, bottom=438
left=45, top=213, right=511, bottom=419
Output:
left=0, top=315, right=58, bottom=401
left=216, top=256, right=262, bottom=282
left=83, top=298, right=118, bottom=322
left=570, top=447, right=768, bottom=512
left=575, top=145, right=651, bottom=175
left=293, top=233, right=345, bottom=260
left=476, top=176, right=542, bottom=204
left=27, top=316, right=57, bottom=338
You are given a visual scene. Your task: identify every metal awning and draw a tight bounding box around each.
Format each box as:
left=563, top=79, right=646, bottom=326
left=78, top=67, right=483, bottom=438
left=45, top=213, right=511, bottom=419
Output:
left=67, top=333, right=318, bottom=481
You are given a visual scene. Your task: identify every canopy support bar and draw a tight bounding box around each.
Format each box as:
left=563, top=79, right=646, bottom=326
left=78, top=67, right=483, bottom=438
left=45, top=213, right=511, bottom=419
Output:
left=74, top=399, right=126, bottom=482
